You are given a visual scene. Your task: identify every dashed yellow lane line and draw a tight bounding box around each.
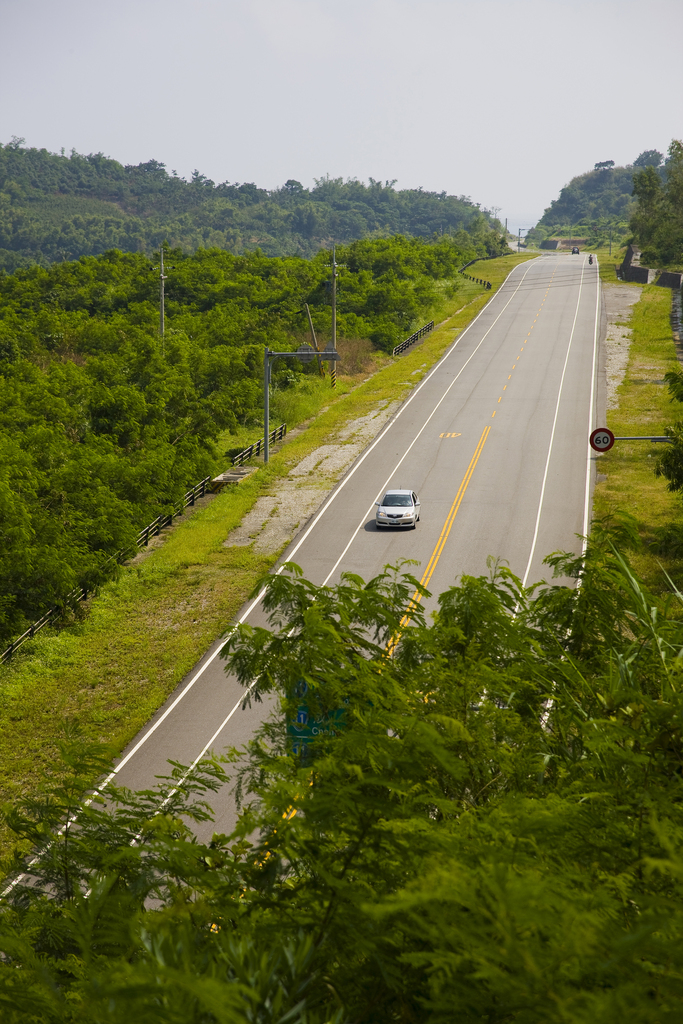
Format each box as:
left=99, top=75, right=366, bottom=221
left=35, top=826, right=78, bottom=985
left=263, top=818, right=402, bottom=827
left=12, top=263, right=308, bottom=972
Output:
left=490, top=261, right=558, bottom=419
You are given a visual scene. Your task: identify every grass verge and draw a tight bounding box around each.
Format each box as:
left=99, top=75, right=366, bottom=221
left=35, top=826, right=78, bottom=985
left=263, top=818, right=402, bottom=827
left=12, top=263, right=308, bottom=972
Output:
left=0, top=253, right=534, bottom=856
left=592, top=279, right=683, bottom=591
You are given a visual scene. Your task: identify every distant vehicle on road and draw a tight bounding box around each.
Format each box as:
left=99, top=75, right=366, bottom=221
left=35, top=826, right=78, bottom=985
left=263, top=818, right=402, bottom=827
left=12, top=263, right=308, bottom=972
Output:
left=571, top=246, right=580, bottom=254
left=375, top=489, right=420, bottom=529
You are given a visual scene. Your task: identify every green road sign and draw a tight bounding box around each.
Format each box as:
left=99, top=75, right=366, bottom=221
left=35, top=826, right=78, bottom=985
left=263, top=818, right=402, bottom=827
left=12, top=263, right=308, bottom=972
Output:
left=287, top=680, right=347, bottom=756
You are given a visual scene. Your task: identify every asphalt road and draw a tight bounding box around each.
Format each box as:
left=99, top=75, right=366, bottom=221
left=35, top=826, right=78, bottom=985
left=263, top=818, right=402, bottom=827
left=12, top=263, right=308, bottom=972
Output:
left=109, top=254, right=602, bottom=838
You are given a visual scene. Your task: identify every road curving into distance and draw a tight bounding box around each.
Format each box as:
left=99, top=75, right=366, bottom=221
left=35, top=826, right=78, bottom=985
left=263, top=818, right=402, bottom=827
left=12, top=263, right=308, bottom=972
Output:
left=109, top=254, right=602, bottom=838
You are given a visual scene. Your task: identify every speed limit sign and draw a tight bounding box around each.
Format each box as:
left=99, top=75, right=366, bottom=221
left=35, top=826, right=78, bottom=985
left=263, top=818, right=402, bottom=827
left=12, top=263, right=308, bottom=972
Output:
left=590, top=428, right=615, bottom=452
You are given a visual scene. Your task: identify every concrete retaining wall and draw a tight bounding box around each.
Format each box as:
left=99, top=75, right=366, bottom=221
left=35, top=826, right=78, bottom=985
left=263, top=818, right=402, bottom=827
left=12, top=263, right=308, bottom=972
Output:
left=540, top=238, right=588, bottom=250
left=657, top=271, right=683, bottom=289
left=623, top=266, right=657, bottom=284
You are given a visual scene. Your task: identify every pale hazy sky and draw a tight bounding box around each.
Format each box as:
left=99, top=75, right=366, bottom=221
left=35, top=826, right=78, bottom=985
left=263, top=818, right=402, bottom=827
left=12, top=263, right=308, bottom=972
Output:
left=2, top=0, right=682, bottom=230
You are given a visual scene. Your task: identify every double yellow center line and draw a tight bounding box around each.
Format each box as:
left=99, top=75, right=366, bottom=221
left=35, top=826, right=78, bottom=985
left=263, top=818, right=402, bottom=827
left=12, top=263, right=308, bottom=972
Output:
left=417, top=425, right=491, bottom=596
left=388, top=261, right=559, bottom=654
left=387, top=426, right=491, bottom=652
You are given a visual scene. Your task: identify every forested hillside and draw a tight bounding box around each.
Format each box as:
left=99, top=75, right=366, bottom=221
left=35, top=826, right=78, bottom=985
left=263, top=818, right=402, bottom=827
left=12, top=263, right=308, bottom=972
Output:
left=0, top=234, right=498, bottom=647
left=630, top=139, right=683, bottom=267
left=526, top=150, right=665, bottom=248
left=0, top=137, right=501, bottom=269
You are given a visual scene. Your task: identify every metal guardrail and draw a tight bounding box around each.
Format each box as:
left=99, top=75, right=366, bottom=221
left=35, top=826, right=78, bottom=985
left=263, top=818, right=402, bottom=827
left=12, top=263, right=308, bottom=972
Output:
left=136, top=478, right=211, bottom=547
left=1, top=476, right=212, bottom=664
left=393, top=253, right=516, bottom=358
left=3, top=423, right=292, bottom=664
left=460, top=273, right=492, bottom=289
left=671, top=287, right=682, bottom=343
left=231, top=423, right=286, bottom=466
left=392, top=321, right=435, bottom=357
left=458, top=251, right=518, bottom=290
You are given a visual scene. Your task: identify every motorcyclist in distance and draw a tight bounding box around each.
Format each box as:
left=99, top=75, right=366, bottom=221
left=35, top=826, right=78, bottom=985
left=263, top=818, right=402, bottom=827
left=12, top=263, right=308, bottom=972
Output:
left=588, top=254, right=594, bottom=265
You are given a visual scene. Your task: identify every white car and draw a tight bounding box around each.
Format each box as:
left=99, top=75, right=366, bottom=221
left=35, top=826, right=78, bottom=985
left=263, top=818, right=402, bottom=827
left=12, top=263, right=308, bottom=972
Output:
left=375, top=489, right=420, bottom=529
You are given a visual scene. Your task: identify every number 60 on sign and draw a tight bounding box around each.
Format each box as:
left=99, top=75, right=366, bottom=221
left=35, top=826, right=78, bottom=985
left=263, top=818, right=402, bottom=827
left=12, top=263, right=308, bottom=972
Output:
left=590, top=428, right=615, bottom=452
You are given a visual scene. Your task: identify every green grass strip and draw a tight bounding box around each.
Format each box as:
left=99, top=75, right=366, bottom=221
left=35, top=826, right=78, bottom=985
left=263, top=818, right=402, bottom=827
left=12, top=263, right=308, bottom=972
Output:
left=593, top=279, right=683, bottom=591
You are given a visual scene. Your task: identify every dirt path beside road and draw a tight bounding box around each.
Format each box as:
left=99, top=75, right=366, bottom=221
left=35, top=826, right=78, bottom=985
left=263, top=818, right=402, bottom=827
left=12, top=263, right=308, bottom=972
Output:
left=602, top=283, right=642, bottom=410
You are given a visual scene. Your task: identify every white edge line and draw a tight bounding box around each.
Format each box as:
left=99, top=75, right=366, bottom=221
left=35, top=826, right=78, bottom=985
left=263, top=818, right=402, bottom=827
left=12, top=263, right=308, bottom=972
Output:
left=1, top=685, right=259, bottom=897
left=155, top=681, right=258, bottom=813
left=582, top=260, right=601, bottom=551
left=521, top=257, right=587, bottom=588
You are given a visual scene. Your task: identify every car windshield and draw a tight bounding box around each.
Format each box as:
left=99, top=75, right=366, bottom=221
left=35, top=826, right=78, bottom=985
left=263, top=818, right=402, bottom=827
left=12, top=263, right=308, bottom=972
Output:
left=382, top=494, right=412, bottom=507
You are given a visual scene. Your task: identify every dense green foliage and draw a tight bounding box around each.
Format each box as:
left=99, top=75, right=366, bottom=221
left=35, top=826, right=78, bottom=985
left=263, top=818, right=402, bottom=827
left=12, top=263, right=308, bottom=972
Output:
left=0, top=137, right=503, bottom=268
left=654, top=349, right=683, bottom=500
left=3, top=525, right=683, bottom=1021
left=526, top=150, right=665, bottom=249
left=539, top=163, right=637, bottom=224
left=0, top=234, right=504, bottom=647
left=634, top=150, right=665, bottom=169
left=630, top=140, right=683, bottom=267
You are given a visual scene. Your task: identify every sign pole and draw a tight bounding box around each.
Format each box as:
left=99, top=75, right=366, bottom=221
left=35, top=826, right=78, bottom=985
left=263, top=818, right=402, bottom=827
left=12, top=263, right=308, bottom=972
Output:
left=589, top=427, right=672, bottom=453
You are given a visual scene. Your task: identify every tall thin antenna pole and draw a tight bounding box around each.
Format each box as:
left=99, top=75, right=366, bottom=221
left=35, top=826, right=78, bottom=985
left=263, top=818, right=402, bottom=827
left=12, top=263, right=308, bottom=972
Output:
left=159, top=247, right=166, bottom=340
left=332, top=245, right=337, bottom=348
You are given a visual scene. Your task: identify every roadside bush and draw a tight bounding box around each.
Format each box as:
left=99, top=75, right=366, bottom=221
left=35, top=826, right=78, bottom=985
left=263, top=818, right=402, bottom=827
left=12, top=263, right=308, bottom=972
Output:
left=3, top=527, right=683, bottom=1021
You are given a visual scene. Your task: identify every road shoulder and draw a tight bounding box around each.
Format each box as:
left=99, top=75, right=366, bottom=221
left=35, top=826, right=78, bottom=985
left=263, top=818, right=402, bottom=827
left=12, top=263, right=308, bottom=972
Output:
left=593, top=280, right=683, bottom=591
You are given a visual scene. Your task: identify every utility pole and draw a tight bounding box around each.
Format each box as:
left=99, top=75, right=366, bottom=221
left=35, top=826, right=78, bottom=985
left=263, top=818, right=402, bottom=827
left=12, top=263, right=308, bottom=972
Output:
left=150, top=248, right=170, bottom=356
left=159, top=247, right=167, bottom=341
left=330, top=246, right=338, bottom=388
left=609, top=225, right=613, bottom=257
